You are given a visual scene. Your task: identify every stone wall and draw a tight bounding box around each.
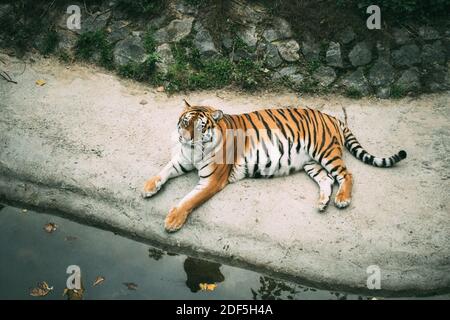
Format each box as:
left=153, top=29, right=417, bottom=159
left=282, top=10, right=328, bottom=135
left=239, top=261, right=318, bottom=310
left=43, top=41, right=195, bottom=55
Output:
left=0, top=0, right=449, bottom=97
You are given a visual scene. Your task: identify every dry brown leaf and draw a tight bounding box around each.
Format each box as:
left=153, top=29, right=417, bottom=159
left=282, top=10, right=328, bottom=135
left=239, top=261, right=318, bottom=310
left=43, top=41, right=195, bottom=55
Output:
left=156, top=86, right=165, bottom=92
left=30, top=281, right=53, bottom=297
left=93, top=276, right=105, bottom=287
left=199, top=283, right=217, bottom=291
left=35, top=79, right=46, bottom=86
left=43, top=223, right=57, bottom=233
left=123, top=282, right=138, bottom=290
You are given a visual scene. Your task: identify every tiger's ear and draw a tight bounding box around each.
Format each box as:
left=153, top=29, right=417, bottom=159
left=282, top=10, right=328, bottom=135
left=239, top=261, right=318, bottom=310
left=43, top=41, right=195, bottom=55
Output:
left=183, top=99, right=191, bottom=109
left=211, top=109, right=223, bottom=121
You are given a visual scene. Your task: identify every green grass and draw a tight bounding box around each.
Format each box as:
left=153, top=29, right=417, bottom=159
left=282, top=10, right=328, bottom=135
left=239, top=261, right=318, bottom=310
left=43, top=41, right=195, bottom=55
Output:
left=41, top=30, right=59, bottom=55
left=390, top=85, right=407, bottom=98
left=75, top=31, right=114, bottom=69
left=117, top=53, right=159, bottom=81
left=344, top=88, right=363, bottom=99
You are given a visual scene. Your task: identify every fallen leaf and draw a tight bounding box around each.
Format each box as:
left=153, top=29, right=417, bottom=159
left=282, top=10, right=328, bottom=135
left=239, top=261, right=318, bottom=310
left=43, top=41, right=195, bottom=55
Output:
left=156, top=86, right=165, bottom=92
left=30, top=281, right=54, bottom=297
left=139, top=99, right=148, bottom=105
left=43, top=223, right=57, bottom=233
left=199, top=283, right=217, bottom=291
left=35, top=79, right=46, bottom=86
left=123, top=282, right=138, bottom=290
left=93, top=276, right=105, bottom=287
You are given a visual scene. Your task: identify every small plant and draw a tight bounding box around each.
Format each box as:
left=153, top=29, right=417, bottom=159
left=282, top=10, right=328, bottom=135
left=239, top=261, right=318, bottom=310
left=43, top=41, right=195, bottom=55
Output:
left=143, top=30, right=157, bottom=54
left=345, top=88, right=363, bottom=99
left=41, top=29, right=59, bottom=55
left=58, top=50, right=71, bottom=63
left=390, top=85, right=407, bottom=98
left=75, top=31, right=114, bottom=69
left=234, top=59, right=265, bottom=90
left=118, top=53, right=159, bottom=81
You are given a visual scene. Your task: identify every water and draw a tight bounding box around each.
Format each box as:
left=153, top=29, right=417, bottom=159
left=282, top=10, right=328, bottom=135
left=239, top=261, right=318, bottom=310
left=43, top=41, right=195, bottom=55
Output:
left=0, top=204, right=447, bottom=300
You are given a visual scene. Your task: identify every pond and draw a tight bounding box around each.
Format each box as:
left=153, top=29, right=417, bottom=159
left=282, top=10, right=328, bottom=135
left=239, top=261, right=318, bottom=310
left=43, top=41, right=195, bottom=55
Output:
left=0, top=204, right=447, bottom=300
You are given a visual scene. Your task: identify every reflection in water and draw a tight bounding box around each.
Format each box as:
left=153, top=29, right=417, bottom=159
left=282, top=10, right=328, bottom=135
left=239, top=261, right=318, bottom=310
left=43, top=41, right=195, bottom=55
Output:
left=148, top=247, right=165, bottom=261
left=183, top=257, right=225, bottom=293
left=251, top=276, right=299, bottom=300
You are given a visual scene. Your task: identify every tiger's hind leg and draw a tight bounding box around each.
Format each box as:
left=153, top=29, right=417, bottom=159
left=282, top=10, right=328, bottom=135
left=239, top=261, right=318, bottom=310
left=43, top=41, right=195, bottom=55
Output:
left=304, top=162, right=335, bottom=212
left=318, top=145, right=353, bottom=209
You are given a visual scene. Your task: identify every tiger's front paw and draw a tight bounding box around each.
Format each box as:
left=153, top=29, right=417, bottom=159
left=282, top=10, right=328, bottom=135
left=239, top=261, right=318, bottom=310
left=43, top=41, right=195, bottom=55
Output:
left=142, top=176, right=162, bottom=198
left=165, top=207, right=188, bottom=233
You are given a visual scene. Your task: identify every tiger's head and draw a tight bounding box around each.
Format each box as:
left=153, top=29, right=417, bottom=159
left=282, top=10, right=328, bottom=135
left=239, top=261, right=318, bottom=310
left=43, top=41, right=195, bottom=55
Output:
left=177, top=100, right=224, bottom=146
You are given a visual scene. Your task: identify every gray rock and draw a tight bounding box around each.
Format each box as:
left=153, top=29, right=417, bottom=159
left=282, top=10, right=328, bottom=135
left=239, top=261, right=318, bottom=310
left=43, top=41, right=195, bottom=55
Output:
left=262, top=17, right=293, bottom=42
left=419, top=26, right=440, bottom=41
left=395, top=67, right=421, bottom=91
left=0, top=4, right=12, bottom=18
left=312, top=66, right=336, bottom=87
left=155, top=43, right=174, bottom=75
left=263, top=43, right=282, bottom=68
left=391, top=44, right=421, bottom=67
left=376, top=87, right=391, bottom=99
left=289, top=74, right=305, bottom=87
left=423, top=65, right=449, bottom=91
left=368, top=59, right=394, bottom=87
left=176, top=1, right=198, bottom=15
left=339, top=27, right=356, bottom=44
left=376, top=41, right=391, bottom=61
left=222, top=33, right=233, bottom=50
left=237, top=25, right=258, bottom=48
left=340, top=67, right=370, bottom=96
left=231, top=47, right=255, bottom=62
left=392, top=28, right=412, bottom=45
left=272, top=66, right=299, bottom=80
left=349, top=41, right=372, bottom=67
left=193, top=22, right=218, bottom=58
left=113, top=35, right=147, bottom=66
left=147, top=15, right=167, bottom=29
left=228, top=0, right=266, bottom=24
left=421, top=41, right=446, bottom=65
left=75, top=11, right=111, bottom=35
left=57, top=29, right=78, bottom=53
left=301, top=36, right=320, bottom=62
left=272, top=66, right=304, bottom=87
left=326, top=42, right=343, bottom=68
left=275, top=39, right=300, bottom=62
left=106, top=21, right=130, bottom=43
left=153, top=18, right=194, bottom=43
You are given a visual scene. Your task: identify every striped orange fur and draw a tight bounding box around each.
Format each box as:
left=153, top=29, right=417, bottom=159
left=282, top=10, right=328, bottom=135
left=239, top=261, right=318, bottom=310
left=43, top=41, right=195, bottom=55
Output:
left=143, top=100, right=407, bottom=232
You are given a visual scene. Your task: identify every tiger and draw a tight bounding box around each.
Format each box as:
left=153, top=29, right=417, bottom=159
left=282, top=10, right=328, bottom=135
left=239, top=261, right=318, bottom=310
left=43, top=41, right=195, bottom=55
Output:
left=143, top=100, right=407, bottom=232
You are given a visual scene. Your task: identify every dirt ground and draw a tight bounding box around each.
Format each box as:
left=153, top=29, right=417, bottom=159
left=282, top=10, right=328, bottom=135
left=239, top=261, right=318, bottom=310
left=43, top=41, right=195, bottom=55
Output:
left=1, top=53, right=449, bottom=295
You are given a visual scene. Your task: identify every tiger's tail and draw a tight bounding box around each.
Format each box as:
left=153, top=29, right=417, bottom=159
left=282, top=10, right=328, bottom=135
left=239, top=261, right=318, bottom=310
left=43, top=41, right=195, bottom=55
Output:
left=341, top=124, right=407, bottom=167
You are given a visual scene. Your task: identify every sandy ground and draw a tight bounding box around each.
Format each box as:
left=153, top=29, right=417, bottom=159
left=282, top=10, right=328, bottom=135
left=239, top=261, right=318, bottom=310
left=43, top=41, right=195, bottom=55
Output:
left=1, top=53, right=449, bottom=296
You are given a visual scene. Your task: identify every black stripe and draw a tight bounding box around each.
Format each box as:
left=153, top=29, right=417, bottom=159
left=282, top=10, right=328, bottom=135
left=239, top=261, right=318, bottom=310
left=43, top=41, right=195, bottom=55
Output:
left=200, top=167, right=217, bottom=179
left=256, top=112, right=272, bottom=140
left=324, top=156, right=340, bottom=167
left=179, top=163, right=189, bottom=173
